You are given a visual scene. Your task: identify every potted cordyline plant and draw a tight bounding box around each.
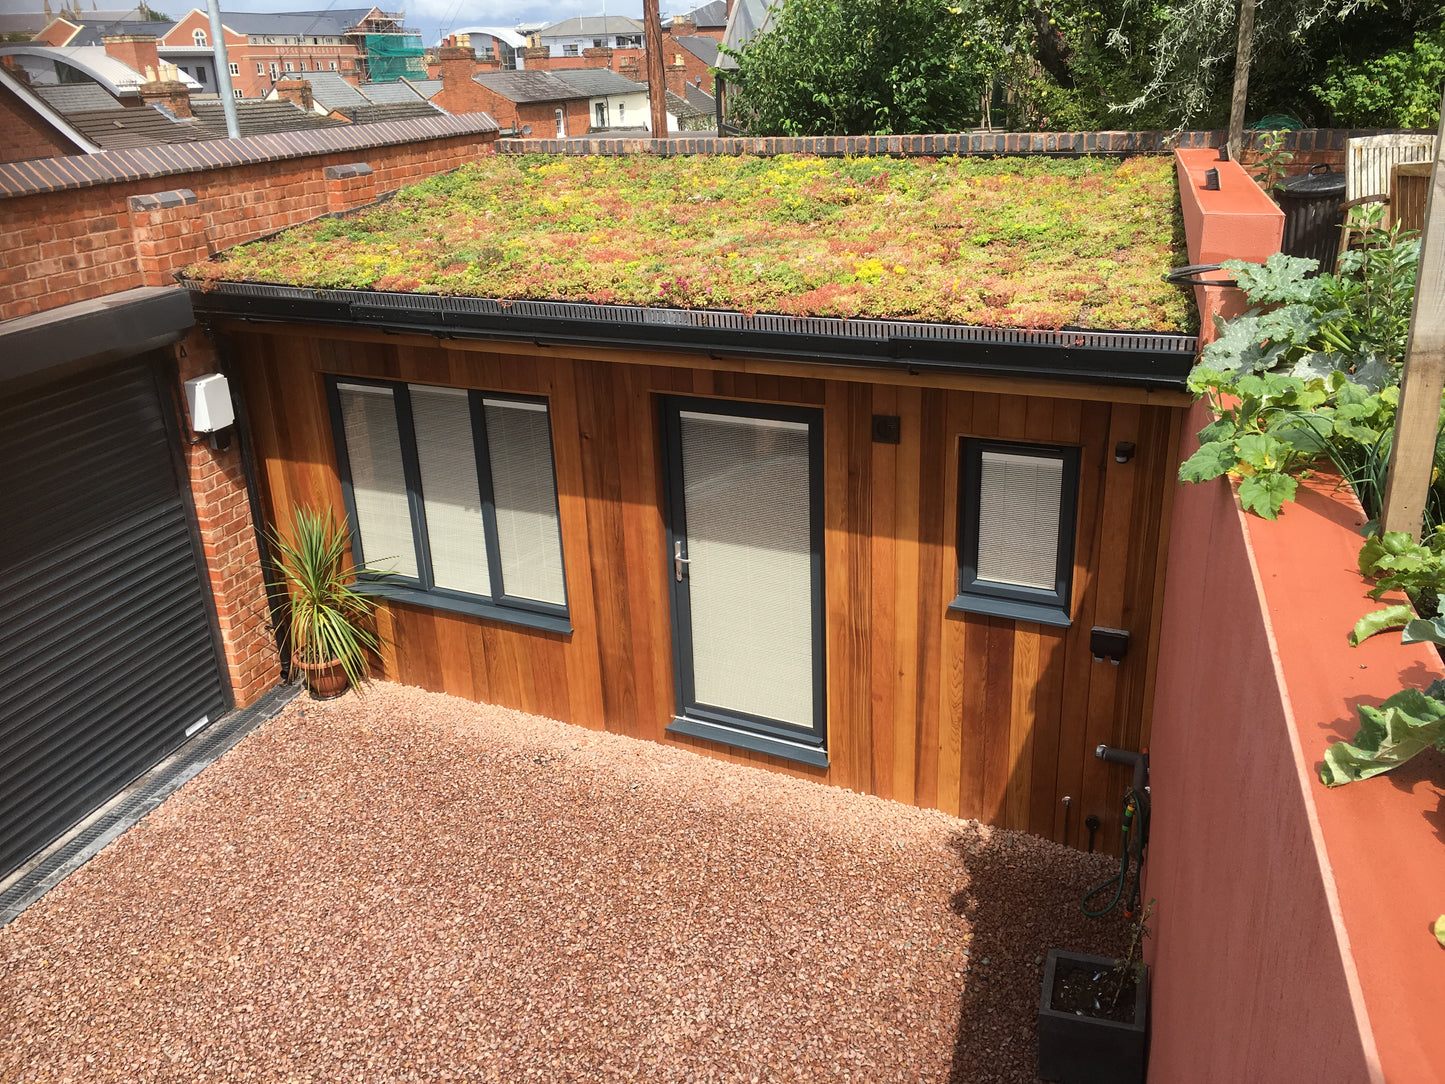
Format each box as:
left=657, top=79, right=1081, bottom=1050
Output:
left=270, top=506, right=382, bottom=699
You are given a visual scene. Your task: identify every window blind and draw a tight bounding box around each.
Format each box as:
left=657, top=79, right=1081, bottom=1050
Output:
left=408, top=385, right=490, bottom=596
left=976, top=449, right=1062, bottom=591
left=337, top=383, right=417, bottom=577
left=678, top=411, right=814, bottom=729
left=484, top=399, right=566, bottom=606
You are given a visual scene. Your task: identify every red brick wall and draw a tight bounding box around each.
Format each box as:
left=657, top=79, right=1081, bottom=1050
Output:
left=0, top=83, right=82, bottom=163
left=176, top=329, right=282, bottom=708
left=0, top=131, right=496, bottom=321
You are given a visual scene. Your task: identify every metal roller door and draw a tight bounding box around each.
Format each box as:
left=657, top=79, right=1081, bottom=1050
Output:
left=0, top=360, right=228, bottom=878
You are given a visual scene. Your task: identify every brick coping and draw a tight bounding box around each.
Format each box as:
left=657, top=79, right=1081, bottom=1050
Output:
left=496, top=127, right=1426, bottom=158
left=0, top=112, right=500, bottom=200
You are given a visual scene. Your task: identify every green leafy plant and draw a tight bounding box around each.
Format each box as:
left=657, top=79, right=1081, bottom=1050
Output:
left=1178, top=223, right=1421, bottom=520
left=1312, top=22, right=1445, bottom=128
left=269, top=506, right=383, bottom=693
left=1249, top=131, right=1294, bottom=197
left=1320, top=684, right=1445, bottom=785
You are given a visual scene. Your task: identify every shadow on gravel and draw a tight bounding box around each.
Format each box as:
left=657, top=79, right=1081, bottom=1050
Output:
left=944, top=826, right=1130, bottom=1083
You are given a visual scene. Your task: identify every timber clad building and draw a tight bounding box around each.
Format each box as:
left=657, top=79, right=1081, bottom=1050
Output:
left=187, top=150, right=1193, bottom=849
left=0, top=132, right=1202, bottom=881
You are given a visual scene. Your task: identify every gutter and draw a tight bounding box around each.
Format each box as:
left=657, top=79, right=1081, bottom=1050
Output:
left=185, top=281, right=1199, bottom=390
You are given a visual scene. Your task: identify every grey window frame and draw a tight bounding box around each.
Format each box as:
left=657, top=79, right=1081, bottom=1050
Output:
left=326, top=376, right=570, bottom=634
left=952, top=437, right=1080, bottom=628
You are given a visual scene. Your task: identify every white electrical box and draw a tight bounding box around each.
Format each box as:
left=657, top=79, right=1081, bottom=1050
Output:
left=184, top=373, right=234, bottom=433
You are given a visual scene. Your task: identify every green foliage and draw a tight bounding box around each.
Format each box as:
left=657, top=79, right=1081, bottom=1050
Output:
left=1250, top=132, right=1295, bottom=198
left=723, top=0, right=991, bottom=135
left=1312, top=21, right=1445, bottom=127
left=269, top=506, right=383, bottom=694
left=1178, top=223, right=1422, bottom=521
left=1358, top=534, right=1445, bottom=604
left=1320, top=685, right=1445, bottom=785
left=1348, top=603, right=1413, bottom=646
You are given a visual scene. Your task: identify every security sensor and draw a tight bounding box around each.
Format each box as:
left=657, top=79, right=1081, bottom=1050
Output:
left=184, top=373, right=235, bottom=434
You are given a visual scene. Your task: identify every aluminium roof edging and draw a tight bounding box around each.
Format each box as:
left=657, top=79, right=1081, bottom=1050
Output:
left=185, top=280, right=1198, bottom=390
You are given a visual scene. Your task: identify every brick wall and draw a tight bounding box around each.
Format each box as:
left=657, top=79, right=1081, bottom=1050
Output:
left=0, top=82, right=82, bottom=163
left=176, top=328, right=282, bottom=708
left=0, top=130, right=496, bottom=321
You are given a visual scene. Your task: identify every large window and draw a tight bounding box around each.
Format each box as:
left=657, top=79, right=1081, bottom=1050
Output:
left=954, top=438, right=1079, bottom=627
left=328, top=379, right=568, bottom=631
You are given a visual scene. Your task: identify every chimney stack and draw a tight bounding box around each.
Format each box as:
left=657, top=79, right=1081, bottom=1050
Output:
left=137, top=74, right=193, bottom=118
left=102, top=33, right=160, bottom=80
left=272, top=78, right=315, bottom=112
left=582, top=45, right=613, bottom=68
left=521, top=45, right=551, bottom=70
left=438, top=45, right=477, bottom=89
left=668, top=15, right=697, bottom=37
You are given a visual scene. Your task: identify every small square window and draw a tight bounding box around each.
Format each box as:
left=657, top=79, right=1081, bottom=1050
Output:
left=953, top=439, right=1079, bottom=627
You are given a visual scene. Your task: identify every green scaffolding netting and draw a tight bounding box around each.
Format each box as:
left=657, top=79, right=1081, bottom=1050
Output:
left=365, top=33, right=426, bottom=82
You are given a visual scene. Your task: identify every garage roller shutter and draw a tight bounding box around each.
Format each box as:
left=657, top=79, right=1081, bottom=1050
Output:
left=0, top=361, right=227, bottom=878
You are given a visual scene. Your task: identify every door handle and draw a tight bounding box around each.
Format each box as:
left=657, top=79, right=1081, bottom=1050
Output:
left=674, top=540, right=691, bottom=581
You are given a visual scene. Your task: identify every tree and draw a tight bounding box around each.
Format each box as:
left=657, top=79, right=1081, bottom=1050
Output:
left=1313, top=21, right=1445, bottom=127
left=723, top=0, right=992, bottom=136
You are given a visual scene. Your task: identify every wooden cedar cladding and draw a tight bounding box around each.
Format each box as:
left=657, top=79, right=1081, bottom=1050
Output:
left=236, top=323, right=1185, bottom=852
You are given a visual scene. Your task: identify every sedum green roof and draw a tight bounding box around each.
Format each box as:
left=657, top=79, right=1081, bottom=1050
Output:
left=189, top=153, right=1194, bottom=333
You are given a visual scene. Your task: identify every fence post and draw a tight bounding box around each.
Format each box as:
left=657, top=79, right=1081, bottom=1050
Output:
left=1380, top=94, right=1445, bottom=540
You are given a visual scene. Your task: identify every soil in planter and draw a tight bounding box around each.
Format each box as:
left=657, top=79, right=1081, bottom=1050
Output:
left=1050, top=959, right=1138, bottom=1023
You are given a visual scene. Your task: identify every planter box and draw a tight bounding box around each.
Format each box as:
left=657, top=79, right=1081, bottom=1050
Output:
left=1038, top=948, right=1149, bottom=1084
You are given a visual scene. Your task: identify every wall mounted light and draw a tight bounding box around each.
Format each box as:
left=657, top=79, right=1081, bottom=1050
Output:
left=1114, top=440, right=1136, bottom=464
left=1090, top=626, right=1130, bottom=665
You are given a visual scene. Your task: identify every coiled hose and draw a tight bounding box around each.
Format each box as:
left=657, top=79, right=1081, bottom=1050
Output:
left=1081, top=788, right=1148, bottom=918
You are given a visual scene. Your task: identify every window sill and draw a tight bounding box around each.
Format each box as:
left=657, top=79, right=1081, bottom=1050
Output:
left=666, top=716, right=829, bottom=768
left=358, top=583, right=572, bottom=635
left=948, top=593, right=1073, bottom=628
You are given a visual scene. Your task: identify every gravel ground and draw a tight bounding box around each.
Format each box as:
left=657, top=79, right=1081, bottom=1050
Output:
left=0, top=683, right=1128, bottom=1083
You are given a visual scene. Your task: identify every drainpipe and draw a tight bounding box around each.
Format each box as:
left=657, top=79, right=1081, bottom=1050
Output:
left=206, top=0, right=240, bottom=139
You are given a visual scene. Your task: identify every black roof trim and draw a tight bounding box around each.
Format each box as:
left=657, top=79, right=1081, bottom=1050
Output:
left=0, top=285, right=193, bottom=391
left=186, top=281, right=1197, bottom=390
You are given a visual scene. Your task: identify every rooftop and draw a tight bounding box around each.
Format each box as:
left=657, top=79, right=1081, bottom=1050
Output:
left=474, top=69, right=591, bottom=104
left=190, top=153, right=1192, bottom=334
left=537, top=15, right=646, bottom=37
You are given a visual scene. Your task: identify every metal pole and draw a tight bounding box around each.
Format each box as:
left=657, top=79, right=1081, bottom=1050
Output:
left=1380, top=90, right=1445, bottom=539
left=206, top=0, right=240, bottom=139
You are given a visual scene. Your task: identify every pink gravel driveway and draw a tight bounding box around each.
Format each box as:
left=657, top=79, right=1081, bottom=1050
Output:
left=0, top=683, right=1127, bottom=1082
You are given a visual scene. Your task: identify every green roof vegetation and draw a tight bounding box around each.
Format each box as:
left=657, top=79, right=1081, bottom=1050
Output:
left=189, top=153, right=1194, bottom=333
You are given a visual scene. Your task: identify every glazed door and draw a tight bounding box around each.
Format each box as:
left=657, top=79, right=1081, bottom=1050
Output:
left=661, top=397, right=827, bottom=767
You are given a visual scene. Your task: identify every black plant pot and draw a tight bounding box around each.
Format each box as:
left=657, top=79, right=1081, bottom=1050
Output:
left=1038, top=949, right=1149, bottom=1084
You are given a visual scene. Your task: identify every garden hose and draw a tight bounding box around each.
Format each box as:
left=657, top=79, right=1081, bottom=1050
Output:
left=1081, top=790, right=1146, bottom=918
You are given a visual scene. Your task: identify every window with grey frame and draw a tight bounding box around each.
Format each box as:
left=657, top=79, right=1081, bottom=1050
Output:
left=953, top=438, right=1080, bottom=628
left=327, top=378, right=569, bottom=632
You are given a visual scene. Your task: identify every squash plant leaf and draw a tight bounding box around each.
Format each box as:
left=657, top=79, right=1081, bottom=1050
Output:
left=1223, top=253, right=1323, bottom=306
left=1348, top=604, right=1413, bottom=646
left=1320, top=687, right=1445, bottom=786
left=1178, top=440, right=1237, bottom=483
left=1237, top=472, right=1297, bottom=519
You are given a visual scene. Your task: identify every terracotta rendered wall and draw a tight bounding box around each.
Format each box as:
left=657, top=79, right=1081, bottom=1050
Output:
left=0, top=131, right=495, bottom=321
left=1146, top=405, right=1377, bottom=1082
left=235, top=324, right=1186, bottom=850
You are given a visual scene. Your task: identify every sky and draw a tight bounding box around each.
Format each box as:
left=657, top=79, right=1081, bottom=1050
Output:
left=156, top=1, right=653, bottom=47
